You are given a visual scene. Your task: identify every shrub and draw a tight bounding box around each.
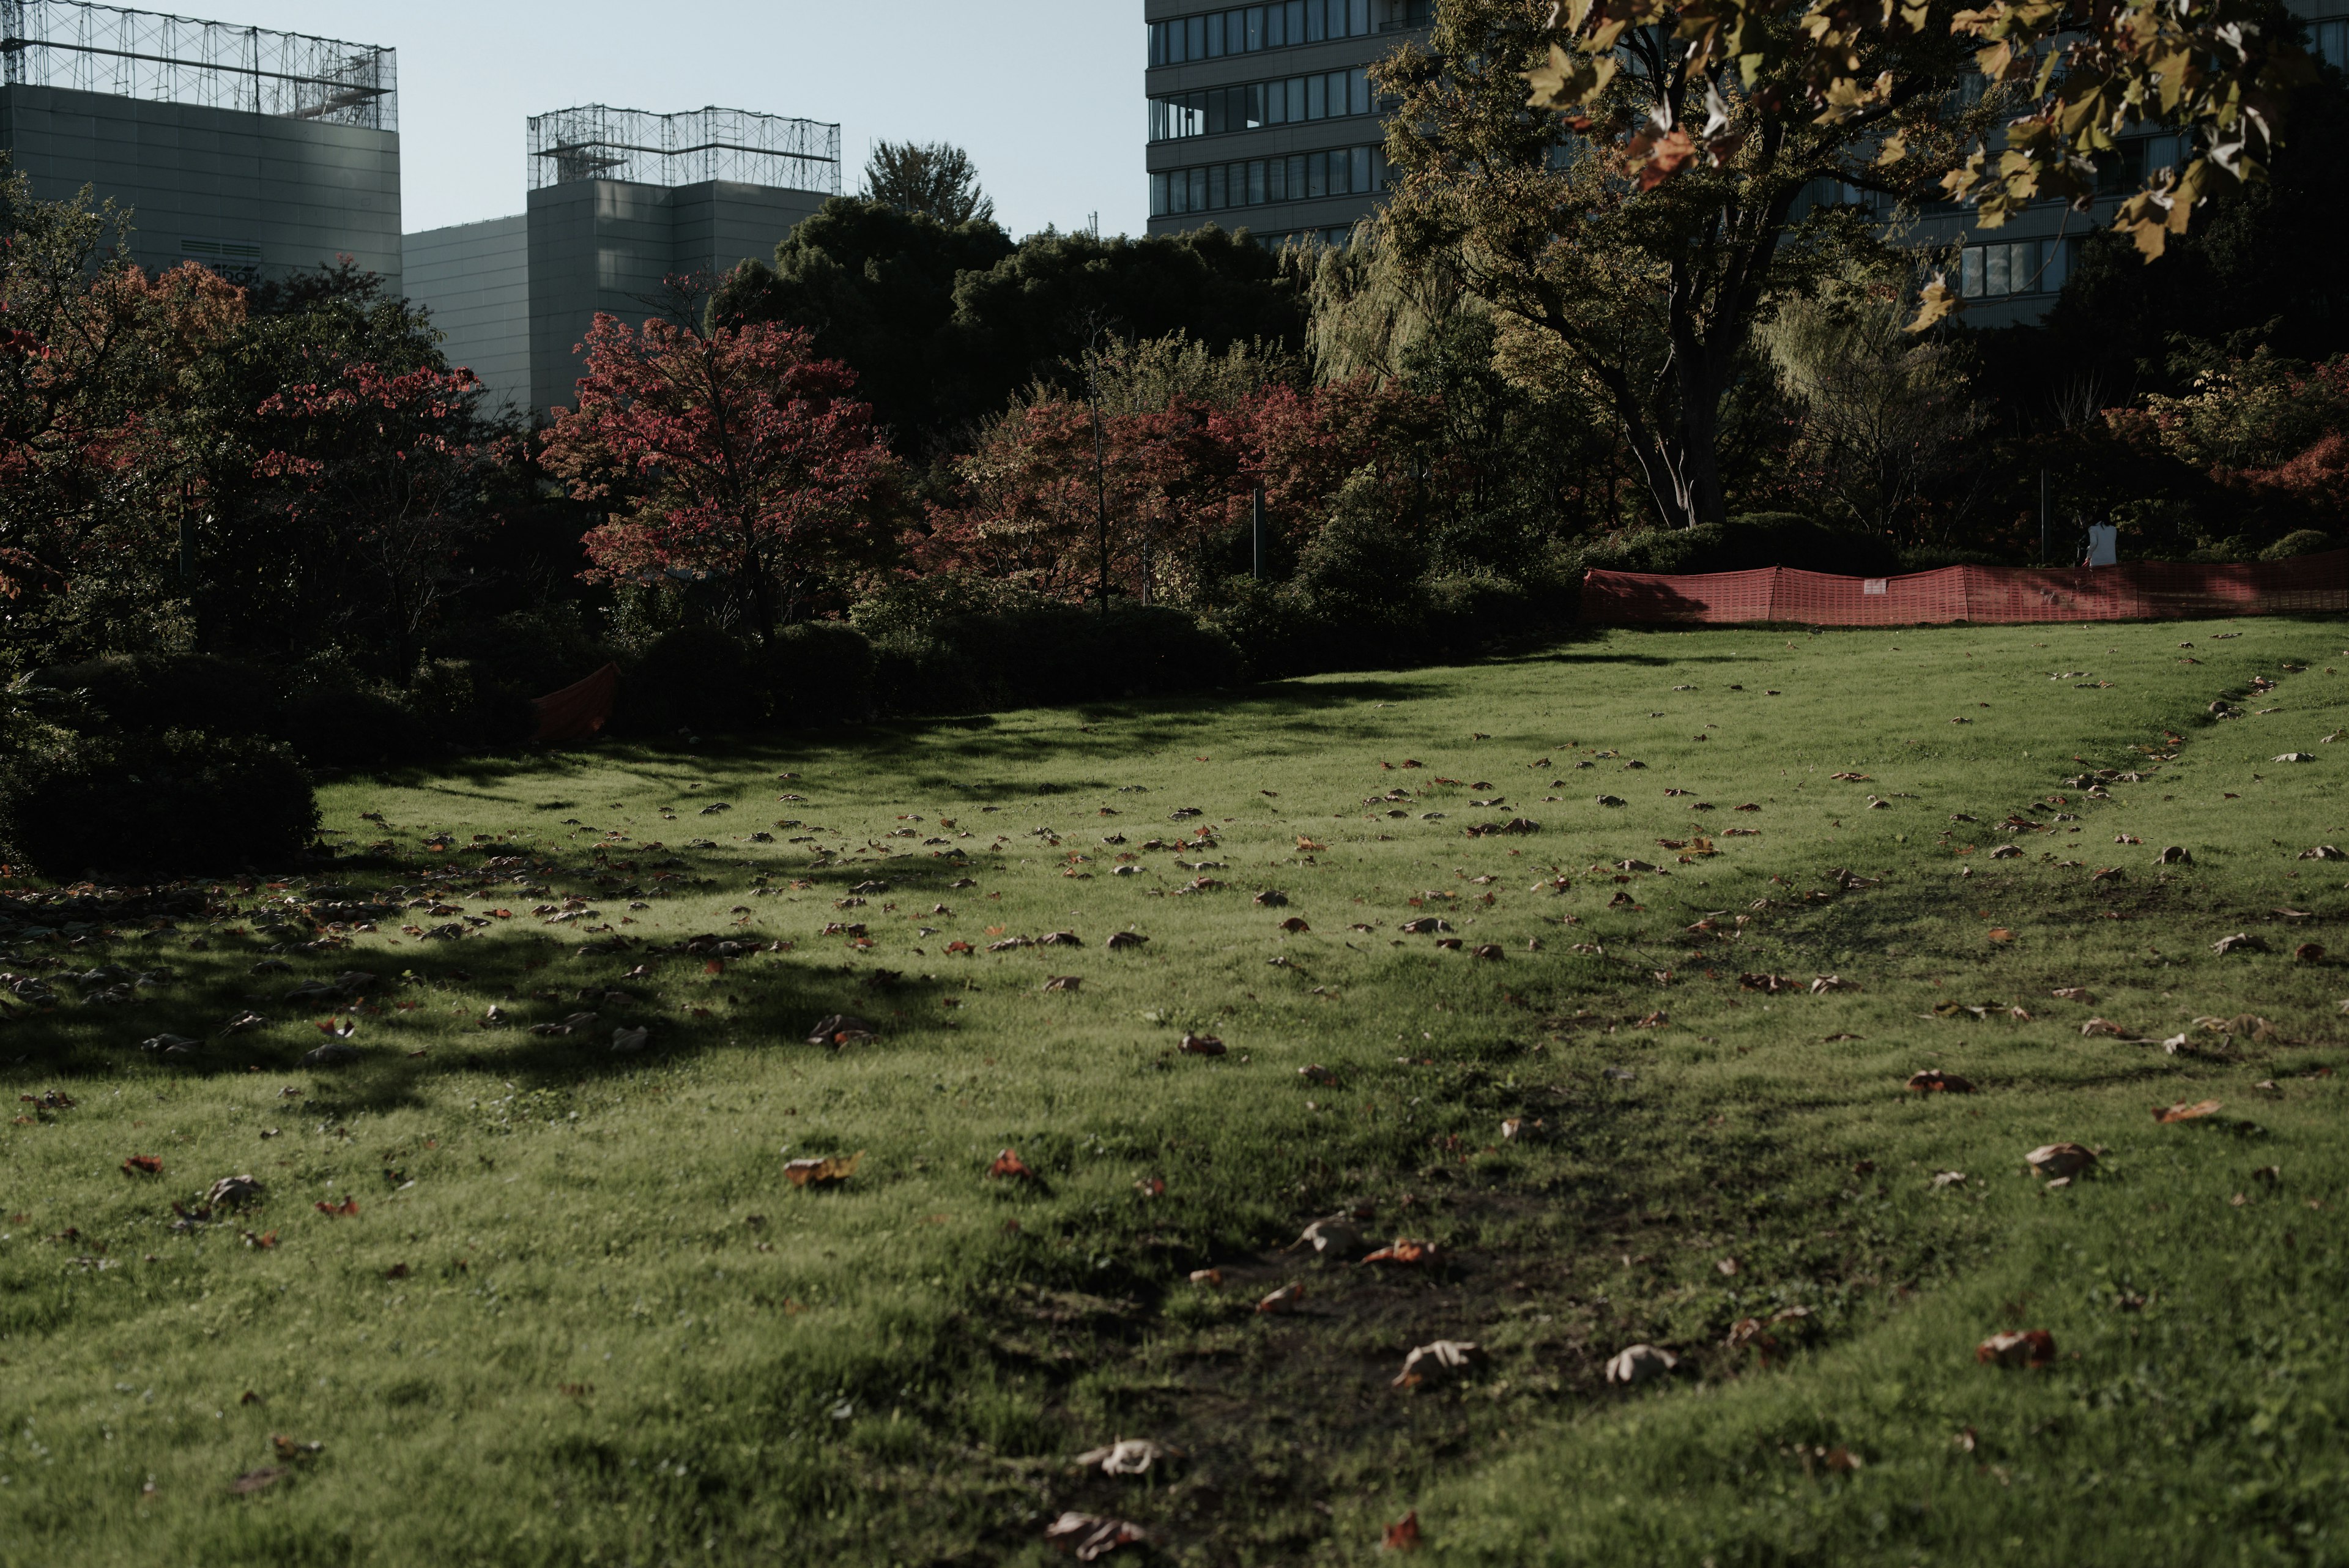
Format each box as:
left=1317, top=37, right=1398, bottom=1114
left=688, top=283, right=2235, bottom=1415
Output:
left=34, top=653, right=279, bottom=738
left=270, top=656, right=425, bottom=770
left=1572, top=514, right=1904, bottom=579
left=0, top=727, right=317, bottom=880
left=401, top=660, right=537, bottom=754
left=764, top=622, right=877, bottom=726
left=872, top=604, right=1241, bottom=713
left=2260, top=528, right=2336, bottom=560
left=614, top=626, right=766, bottom=737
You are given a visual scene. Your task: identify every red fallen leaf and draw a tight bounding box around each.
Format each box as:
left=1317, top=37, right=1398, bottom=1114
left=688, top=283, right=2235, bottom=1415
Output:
left=988, top=1148, right=1034, bottom=1180
left=1976, top=1328, right=2056, bottom=1368
left=1906, top=1069, right=1974, bottom=1094
left=2154, top=1098, right=2222, bottom=1123
left=1179, top=1032, right=1226, bottom=1056
left=1361, top=1238, right=1434, bottom=1265
left=944, top=940, right=974, bottom=954
left=1256, top=1282, right=1304, bottom=1313
left=704, top=960, right=724, bottom=975
left=1189, top=1267, right=1223, bottom=1285
left=121, top=1155, right=163, bottom=1178
left=1280, top=916, right=1311, bottom=933
left=230, top=1465, right=289, bottom=1495
left=240, top=1230, right=278, bottom=1249
left=1987, top=928, right=2014, bottom=942
left=1384, top=1509, right=1423, bottom=1551
left=1135, top=1176, right=1166, bottom=1197
left=784, top=1151, right=862, bottom=1187
left=313, top=1197, right=359, bottom=1217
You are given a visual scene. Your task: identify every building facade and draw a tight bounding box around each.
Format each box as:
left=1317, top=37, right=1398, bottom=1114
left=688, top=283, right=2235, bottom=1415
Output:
left=403, top=105, right=839, bottom=418
left=1144, top=0, right=1431, bottom=247
left=0, top=0, right=401, bottom=289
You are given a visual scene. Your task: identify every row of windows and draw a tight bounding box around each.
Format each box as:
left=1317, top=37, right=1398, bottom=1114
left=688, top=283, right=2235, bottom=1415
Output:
left=1150, top=68, right=1373, bottom=141
left=2317, top=18, right=2348, bottom=72
left=1149, top=0, right=1430, bottom=67
left=1152, top=146, right=1387, bottom=217
left=1960, top=237, right=2071, bottom=299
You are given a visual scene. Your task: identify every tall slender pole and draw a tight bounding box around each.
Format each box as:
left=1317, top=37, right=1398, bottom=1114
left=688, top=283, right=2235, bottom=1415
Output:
left=2039, top=469, right=2048, bottom=566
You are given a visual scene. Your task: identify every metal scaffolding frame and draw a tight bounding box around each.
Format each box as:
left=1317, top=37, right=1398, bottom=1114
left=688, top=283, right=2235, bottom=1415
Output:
left=0, top=0, right=395, bottom=130
left=527, top=105, right=841, bottom=195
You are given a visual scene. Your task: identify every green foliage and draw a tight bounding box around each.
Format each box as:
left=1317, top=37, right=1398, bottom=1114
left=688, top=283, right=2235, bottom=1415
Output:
left=859, top=139, right=995, bottom=228
left=767, top=620, right=878, bottom=726
left=870, top=603, right=1242, bottom=714
left=34, top=653, right=278, bottom=740
left=0, top=726, right=316, bottom=878
left=2261, top=527, right=2336, bottom=559
left=1571, top=513, right=1904, bottom=578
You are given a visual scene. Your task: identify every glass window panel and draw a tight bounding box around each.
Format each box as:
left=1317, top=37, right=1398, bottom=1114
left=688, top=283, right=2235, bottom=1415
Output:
left=1351, top=0, right=1370, bottom=33
left=1266, top=2, right=1285, bottom=45
left=1287, top=1, right=1306, bottom=45
left=1351, top=146, right=1371, bottom=192
left=1250, top=159, right=1268, bottom=203
left=1150, top=23, right=1166, bottom=67
left=1187, top=15, right=1206, bottom=59
left=1984, top=245, right=2009, bottom=294
left=1308, top=150, right=1329, bottom=197
left=1151, top=172, right=1170, bottom=217
left=1290, top=76, right=1308, bottom=118
left=1289, top=153, right=1306, bottom=196
left=1191, top=168, right=1209, bottom=212
left=1244, top=83, right=1263, bottom=128
left=1351, top=67, right=1370, bottom=114
left=1307, top=0, right=1327, bottom=42
left=1207, top=13, right=1224, bottom=55
left=1308, top=74, right=1327, bottom=118
left=1211, top=165, right=1228, bottom=208
left=2044, top=237, right=2069, bottom=293
left=1248, top=6, right=1266, bottom=48
left=1961, top=247, right=1984, bottom=298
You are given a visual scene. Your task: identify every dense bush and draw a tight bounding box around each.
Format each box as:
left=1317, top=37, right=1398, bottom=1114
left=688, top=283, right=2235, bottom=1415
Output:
left=1570, top=514, right=1906, bottom=579
left=614, top=626, right=765, bottom=738
left=766, top=622, right=878, bottom=726
left=0, top=726, right=317, bottom=879
left=35, top=653, right=279, bottom=738
left=2262, top=529, right=2337, bottom=560
left=872, top=604, right=1242, bottom=714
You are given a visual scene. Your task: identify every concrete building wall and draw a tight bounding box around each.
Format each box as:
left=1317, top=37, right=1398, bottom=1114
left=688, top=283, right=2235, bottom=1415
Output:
left=521, top=177, right=826, bottom=417
left=403, top=215, right=531, bottom=415
left=0, top=82, right=402, bottom=290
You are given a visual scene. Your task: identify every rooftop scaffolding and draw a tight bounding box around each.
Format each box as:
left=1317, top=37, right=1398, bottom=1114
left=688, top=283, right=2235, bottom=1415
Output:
left=0, top=0, right=395, bottom=130
left=527, top=105, right=841, bottom=195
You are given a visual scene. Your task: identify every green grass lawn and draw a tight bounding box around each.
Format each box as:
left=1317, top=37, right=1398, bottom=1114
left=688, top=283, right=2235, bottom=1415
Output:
left=4, top=618, right=2347, bottom=1567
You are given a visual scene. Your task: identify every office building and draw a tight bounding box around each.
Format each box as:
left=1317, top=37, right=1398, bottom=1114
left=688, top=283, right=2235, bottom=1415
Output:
left=1144, top=0, right=1431, bottom=247
left=404, top=105, right=839, bottom=418
left=0, top=0, right=401, bottom=289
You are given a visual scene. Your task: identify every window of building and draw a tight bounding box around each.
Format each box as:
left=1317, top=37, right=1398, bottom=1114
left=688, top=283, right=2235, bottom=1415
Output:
left=2320, top=18, right=2349, bottom=71
left=1149, top=67, right=1376, bottom=139
left=1958, top=237, right=2068, bottom=299
left=1150, top=0, right=1422, bottom=66
left=1148, top=145, right=1389, bottom=217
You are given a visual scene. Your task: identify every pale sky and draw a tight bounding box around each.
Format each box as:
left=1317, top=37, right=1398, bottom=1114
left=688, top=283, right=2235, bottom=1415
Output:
left=210, top=0, right=1143, bottom=237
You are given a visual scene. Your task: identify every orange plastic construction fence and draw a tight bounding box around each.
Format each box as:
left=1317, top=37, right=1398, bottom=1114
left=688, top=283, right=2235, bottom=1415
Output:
left=532, top=662, right=620, bottom=745
left=1581, top=551, right=2349, bottom=627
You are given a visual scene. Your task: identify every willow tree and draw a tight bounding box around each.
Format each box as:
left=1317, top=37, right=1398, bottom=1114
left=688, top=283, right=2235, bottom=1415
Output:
left=1375, top=0, right=2309, bottom=530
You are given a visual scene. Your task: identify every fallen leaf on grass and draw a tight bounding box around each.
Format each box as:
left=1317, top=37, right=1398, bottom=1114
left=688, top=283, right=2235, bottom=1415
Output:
left=2213, top=933, right=2268, bottom=955
left=1105, top=931, right=1148, bottom=950
left=1976, top=1329, right=2056, bottom=1368
left=1362, top=1238, right=1436, bottom=1266
left=2052, top=987, right=2096, bottom=1003
left=1393, top=1340, right=1485, bottom=1387
left=1189, top=1268, right=1223, bottom=1286
left=1605, top=1343, right=1679, bottom=1385
left=784, top=1152, right=862, bottom=1188
left=1384, top=1510, right=1423, bottom=1551
left=313, top=1197, right=358, bottom=1217
left=1178, top=1032, right=1226, bottom=1057
left=1987, top=928, right=2014, bottom=942
left=2296, top=942, right=2326, bottom=962
left=1740, top=972, right=1794, bottom=993
left=1280, top=916, right=1311, bottom=934
left=988, top=1148, right=1034, bottom=1181
left=1256, top=1282, right=1304, bottom=1314
left=230, top=1466, right=288, bottom=1495
left=1906, top=1069, right=1974, bottom=1094
left=1045, top=1512, right=1147, bottom=1561
left=2080, top=1017, right=2128, bottom=1038
left=1298, top=1064, right=1338, bottom=1086
left=121, top=1155, right=163, bottom=1178
left=1042, top=976, right=1081, bottom=993
left=1072, top=1438, right=1181, bottom=1476
left=1811, top=975, right=1855, bottom=993
left=2027, top=1143, right=2097, bottom=1179
left=2154, top=1099, right=2222, bottom=1123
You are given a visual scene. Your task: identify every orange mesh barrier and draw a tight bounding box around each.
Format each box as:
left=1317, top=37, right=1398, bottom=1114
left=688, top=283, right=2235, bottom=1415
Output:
left=532, top=662, right=620, bottom=745
left=1583, top=552, right=2349, bottom=626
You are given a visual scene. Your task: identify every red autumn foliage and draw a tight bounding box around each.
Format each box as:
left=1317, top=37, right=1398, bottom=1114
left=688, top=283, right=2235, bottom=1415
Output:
left=543, top=312, right=894, bottom=635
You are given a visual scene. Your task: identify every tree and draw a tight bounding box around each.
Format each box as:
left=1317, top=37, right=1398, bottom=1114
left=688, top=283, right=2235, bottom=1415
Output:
left=862, top=140, right=996, bottom=228
left=1381, top=2, right=1995, bottom=532
left=543, top=313, right=895, bottom=637
left=1381, top=0, right=2312, bottom=531
left=1762, top=273, right=1984, bottom=538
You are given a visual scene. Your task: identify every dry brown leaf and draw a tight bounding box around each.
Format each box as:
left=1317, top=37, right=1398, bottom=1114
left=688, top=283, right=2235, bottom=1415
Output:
left=1045, top=1511, right=1147, bottom=1560
left=1906, top=1069, right=1974, bottom=1093
left=1605, top=1343, right=1679, bottom=1385
left=1256, top=1282, right=1304, bottom=1314
left=1392, top=1339, right=1485, bottom=1387
left=1975, top=1329, right=2055, bottom=1368
left=988, top=1148, right=1034, bottom=1181
left=2154, top=1099, right=2222, bottom=1123
left=784, top=1151, right=862, bottom=1187
left=2026, top=1142, right=2096, bottom=1178
left=1178, top=1031, right=1226, bottom=1057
